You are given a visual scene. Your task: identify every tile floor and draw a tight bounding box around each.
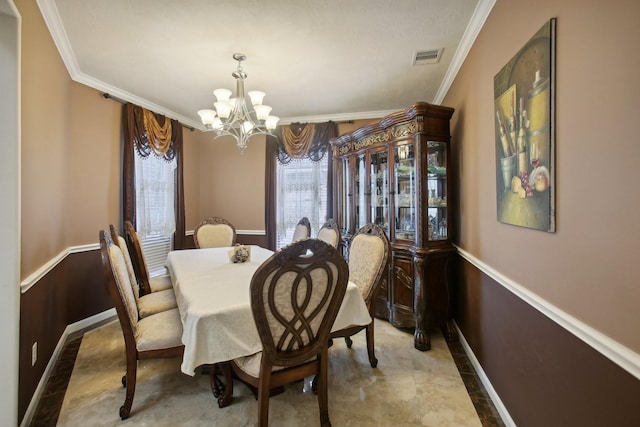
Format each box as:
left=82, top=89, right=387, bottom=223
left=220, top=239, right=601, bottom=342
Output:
left=28, top=319, right=504, bottom=426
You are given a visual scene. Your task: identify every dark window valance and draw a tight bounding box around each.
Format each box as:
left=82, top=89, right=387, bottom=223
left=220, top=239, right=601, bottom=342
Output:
left=276, top=121, right=337, bottom=164
left=124, top=103, right=180, bottom=161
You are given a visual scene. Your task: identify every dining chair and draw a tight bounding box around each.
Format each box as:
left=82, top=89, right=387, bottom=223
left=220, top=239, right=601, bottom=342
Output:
left=109, top=225, right=177, bottom=318
left=330, top=223, right=390, bottom=368
left=317, top=218, right=341, bottom=249
left=124, top=221, right=173, bottom=296
left=193, top=216, right=237, bottom=248
left=99, top=230, right=184, bottom=420
left=229, top=238, right=349, bottom=427
left=291, top=216, right=311, bottom=243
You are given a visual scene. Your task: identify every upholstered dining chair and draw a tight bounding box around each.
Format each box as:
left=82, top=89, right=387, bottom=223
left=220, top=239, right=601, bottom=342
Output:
left=193, top=216, right=237, bottom=248
left=291, top=216, right=311, bottom=243
left=330, top=223, right=390, bottom=368
left=124, top=221, right=173, bottom=296
left=316, top=218, right=341, bottom=249
left=109, top=225, right=177, bottom=318
left=229, top=238, right=349, bottom=427
left=99, top=230, right=184, bottom=420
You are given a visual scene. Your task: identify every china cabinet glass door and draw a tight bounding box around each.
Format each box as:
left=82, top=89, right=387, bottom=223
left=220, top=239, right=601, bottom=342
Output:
left=426, top=141, right=448, bottom=240
left=338, top=157, right=350, bottom=235
left=393, top=143, right=415, bottom=241
left=354, top=154, right=367, bottom=230
left=370, top=149, right=389, bottom=233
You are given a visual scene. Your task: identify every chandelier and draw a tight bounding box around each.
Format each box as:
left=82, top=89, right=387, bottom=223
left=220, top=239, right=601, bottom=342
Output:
left=197, top=53, right=279, bottom=152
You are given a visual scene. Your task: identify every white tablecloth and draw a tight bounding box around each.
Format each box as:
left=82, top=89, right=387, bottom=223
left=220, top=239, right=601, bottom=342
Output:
left=166, top=246, right=371, bottom=376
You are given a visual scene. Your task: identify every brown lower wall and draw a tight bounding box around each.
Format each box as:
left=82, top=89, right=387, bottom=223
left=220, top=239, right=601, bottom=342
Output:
left=19, top=249, right=112, bottom=422
left=454, top=255, right=640, bottom=427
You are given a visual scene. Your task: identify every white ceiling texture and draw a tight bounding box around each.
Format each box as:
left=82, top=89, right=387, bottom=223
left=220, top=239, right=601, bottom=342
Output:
left=37, top=0, right=494, bottom=129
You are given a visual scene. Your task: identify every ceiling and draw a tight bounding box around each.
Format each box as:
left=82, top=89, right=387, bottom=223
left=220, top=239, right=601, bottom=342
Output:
left=38, top=0, right=494, bottom=129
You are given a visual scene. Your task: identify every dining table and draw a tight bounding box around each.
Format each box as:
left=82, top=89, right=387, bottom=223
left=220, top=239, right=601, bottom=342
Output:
left=165, top=245, right=372, bottom=406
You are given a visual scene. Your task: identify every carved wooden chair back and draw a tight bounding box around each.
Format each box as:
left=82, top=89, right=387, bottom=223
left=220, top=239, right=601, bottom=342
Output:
left=330, top=223, right=390, bottom=368
left=291, top=216, right=311, bottom=243
left=316, top=218, right=341, bottom=249
left=231, top=238, right=348, bottom=426
left=123, top=221, right=153, bottom=295
left=194, top=216, right=237, bottom=248
left=123, top=221, right=173, bottom=296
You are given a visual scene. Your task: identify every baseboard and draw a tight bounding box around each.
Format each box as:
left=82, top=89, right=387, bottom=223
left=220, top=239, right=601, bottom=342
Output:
left=454, top=321, right=516, bottom=427
left=19, top=308, right=116, bottom=427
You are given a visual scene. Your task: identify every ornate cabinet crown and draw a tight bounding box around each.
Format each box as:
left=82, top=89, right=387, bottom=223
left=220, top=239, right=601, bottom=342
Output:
left=331, top=102, right=456, bottom=350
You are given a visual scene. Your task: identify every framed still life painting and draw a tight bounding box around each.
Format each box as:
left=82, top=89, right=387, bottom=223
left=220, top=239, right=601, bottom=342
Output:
left=494, top=18, right=556, bottom=232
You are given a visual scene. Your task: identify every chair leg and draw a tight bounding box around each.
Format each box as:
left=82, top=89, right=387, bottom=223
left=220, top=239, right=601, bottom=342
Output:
left=209, top=364, right=225, bottom=398
left=120, top=353, right=137, bottom=420
left=257, top=365, right=272, bottom=427
left=365, top=323, right=378, bottom=368
left=344, top=336, right=353, bottom=348
left=317, top=351, right=331, bottom=427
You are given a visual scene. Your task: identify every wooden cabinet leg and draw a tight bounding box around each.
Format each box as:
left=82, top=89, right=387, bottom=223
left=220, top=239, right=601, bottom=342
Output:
left=414, top=327, right=431, bottom=351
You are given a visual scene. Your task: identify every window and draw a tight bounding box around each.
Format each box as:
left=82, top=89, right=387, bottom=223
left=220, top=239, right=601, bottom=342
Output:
left=276, top=156, right=329, bottom=249
left=134, top=152, right=176, bottom=276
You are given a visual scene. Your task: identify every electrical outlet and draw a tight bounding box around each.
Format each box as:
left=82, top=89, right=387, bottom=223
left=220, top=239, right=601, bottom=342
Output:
left=32, top=342, right=37, bottom=366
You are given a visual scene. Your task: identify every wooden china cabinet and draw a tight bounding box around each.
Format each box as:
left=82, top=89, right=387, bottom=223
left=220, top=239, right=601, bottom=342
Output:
left=331, top=102, right=456, bottom=351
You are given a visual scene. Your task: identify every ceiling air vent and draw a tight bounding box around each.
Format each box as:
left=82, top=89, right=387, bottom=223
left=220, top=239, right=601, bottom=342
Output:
left=413, top=48, right=443, bottom=65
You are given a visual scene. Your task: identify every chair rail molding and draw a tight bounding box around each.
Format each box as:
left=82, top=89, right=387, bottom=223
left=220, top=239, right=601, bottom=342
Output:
left=20, top=243, right=99, bottom=293
left=455, top=245, right=640, bottom=381
left=21, top=232, right=267, bottom=293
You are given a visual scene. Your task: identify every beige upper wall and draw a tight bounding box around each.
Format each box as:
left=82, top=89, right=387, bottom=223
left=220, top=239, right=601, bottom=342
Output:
left=182, top=128, right=202, bottom=232
left=19, top=0, right=69, bottom=278
left=18, top=0, right=204, bottom=278
left=198, top=134, right=266, bottom=231
left=443, top=0, right=640, bottom=351
left=66, top=83, right=122, bottom=245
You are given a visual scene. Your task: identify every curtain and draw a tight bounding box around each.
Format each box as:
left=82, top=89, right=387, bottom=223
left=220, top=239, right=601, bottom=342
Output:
left=134, top=154, right=176, bottom=237
left=276, top=121, right=337, bottom=164
left=278, top=121, right=336, bottom=219
left=265, top=121, right=337, bottom=248
left=265, top=135, right=278, bottom=251
left=122, top=103, right=186, bottom=249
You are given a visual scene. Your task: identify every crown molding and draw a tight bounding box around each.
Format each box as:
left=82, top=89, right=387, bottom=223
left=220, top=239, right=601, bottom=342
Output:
left=434, top=0, right=496, bottom=104
left=37, top=0, right=495, bottom=130
left=35, top=0, right=202, bottom=129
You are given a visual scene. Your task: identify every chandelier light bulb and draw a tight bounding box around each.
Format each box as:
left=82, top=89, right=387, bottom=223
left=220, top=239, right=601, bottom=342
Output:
left=214, top=101, right=232, bottom=119
left=211, top=117, right=223, bottom=130
left=248, top=91, right=266, bottom=106
left=242, top=121, right=254, bottom=133
left=254, top=104, right=272, bottom=121
left=265, top=116, right=280, bottom=130
left=213, top=88, right=232, bottom=102
left=197, top=109, right=217, bottom=128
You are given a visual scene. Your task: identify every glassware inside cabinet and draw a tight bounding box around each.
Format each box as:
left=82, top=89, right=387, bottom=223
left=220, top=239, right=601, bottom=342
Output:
left=370, top=150, right=389, bottom=233
left=339, top=157, right=350, bottom=235
left=427, top=141, right=448, bottom=240
left=354, top=154, right=367, bottom=230
left=394, top=144, right=415, bottom=241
